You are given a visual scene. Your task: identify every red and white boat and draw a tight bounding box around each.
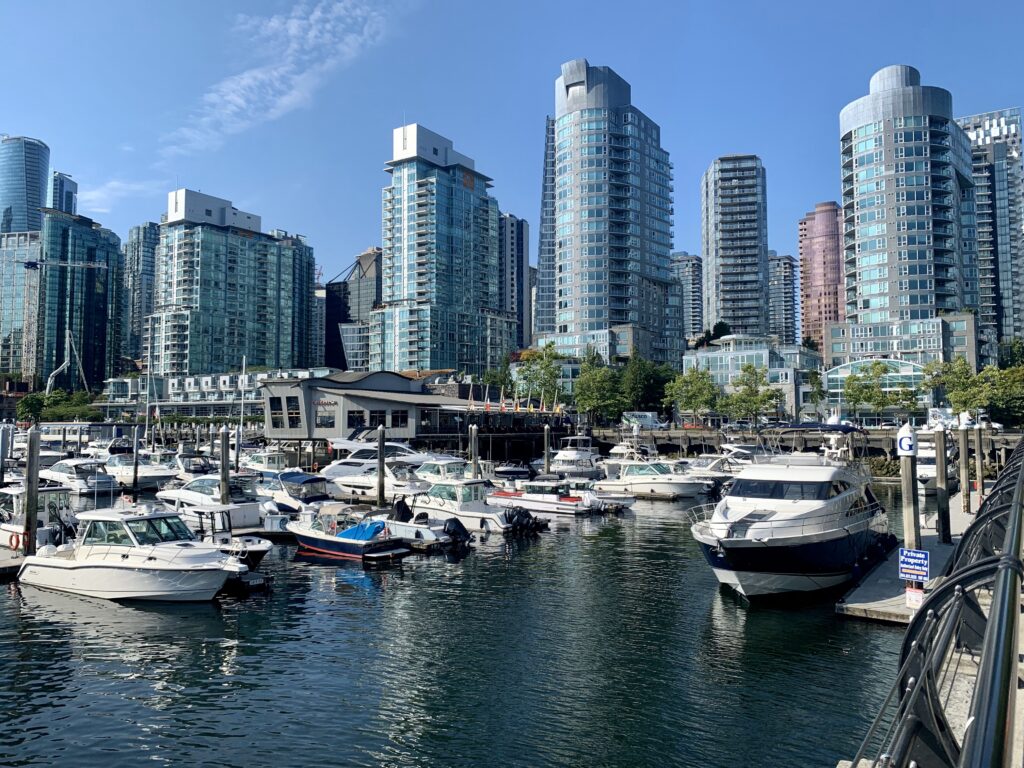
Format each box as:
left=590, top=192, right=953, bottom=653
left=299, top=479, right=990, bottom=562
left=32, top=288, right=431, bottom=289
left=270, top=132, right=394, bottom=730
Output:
left=487, top=479, right=600, bottom=519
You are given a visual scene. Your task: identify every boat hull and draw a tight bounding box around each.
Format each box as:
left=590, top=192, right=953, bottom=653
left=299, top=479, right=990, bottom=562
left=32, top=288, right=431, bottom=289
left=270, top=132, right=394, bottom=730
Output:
left=695, top=527, right=889, bottom=598
left=595, top=479, right=708, bottom=500
left=17, top=560, right=229, bottom=601
left=288, top=527, right=409, bottom=562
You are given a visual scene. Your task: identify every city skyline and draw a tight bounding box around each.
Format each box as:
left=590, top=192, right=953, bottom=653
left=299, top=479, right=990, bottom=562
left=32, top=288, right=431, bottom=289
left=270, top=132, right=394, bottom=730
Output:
left=3, top=1, right=1022, bottom=277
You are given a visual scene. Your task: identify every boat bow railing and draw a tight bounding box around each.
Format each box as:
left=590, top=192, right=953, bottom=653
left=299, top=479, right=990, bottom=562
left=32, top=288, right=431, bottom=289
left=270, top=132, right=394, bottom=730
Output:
left=687, top=500, right=885, bottom=541
left=846, top=437, right=1024, bottom=768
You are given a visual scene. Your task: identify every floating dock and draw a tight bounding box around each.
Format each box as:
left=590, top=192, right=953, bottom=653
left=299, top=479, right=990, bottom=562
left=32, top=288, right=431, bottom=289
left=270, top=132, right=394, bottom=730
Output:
left=836, top=488, right=982, bottom=624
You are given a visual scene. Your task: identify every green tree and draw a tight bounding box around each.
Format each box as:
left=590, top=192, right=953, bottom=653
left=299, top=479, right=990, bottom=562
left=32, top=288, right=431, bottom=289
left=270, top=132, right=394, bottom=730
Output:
left=999, top=338, right=1024, bottom=369
left=664, top=367, right=718, bottom=425
left=805, top=369, right=826, bottom=418
left=923, top=356, right=996, bottom=415
left=573, top=363, right=626, bottom=423
left=482, top=353, right=513, bottom=393
left=991, top=366, right=1024, bottom=426
left=620, top=356, right=674, bottom=412
left=842, top=372, right=871, bottom=421
left=515, top=343, right=564, bottom=404
left=722, top=363, right=780, bottom=422
left=16, top=393, right=45, bottom=423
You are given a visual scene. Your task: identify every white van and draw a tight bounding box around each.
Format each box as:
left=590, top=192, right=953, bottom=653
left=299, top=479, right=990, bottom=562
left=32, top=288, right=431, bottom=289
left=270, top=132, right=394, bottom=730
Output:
left=621, top=411, right=669, bottom=430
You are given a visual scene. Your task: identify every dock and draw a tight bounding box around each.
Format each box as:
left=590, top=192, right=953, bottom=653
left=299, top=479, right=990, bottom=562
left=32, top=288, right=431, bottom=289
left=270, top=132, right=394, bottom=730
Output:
left=836, top=487, right=982, bottom=623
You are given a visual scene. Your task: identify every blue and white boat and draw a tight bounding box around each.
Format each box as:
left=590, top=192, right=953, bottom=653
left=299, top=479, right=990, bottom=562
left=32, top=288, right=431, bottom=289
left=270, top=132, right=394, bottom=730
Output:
left=286, top=512, right=410, bottom=563
left=689, top=453, right=892, bottom=597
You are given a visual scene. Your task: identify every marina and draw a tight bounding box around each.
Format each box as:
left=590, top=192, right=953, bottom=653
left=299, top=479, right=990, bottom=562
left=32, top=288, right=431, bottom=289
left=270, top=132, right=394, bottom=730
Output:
left=0, top=423, right=1019, bottom=767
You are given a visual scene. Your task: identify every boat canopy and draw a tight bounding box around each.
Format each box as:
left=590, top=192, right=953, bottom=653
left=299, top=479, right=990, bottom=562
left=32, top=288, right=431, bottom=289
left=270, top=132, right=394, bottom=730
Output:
left=338, top=520, right=385, bottom=541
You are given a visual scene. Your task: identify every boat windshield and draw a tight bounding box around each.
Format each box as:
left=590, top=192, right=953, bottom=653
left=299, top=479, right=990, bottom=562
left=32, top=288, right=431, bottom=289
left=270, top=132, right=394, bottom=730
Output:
left=74, top=463, right=106, bottom=477
left=918, top=457, right=936, bottom=466
left=182, top=457, right=213, bottom=473
left=729, top=479, right=830, bottom=501
left=623, top=463, right=670, bottom=477
left=285, top=479, right=329, bottom=500
left=458, top=484, right=486, bottom=503
left=125, top=516, right=196, bottom=545
left=228, top=477, right=259, bottom=502
left=429, top=484, right=457, bottom=501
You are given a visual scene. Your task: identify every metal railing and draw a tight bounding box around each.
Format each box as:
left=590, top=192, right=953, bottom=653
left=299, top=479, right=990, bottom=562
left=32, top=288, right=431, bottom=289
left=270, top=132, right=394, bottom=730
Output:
left=848, top=438, right=1024, bottom=768
left=687, top=500, right=887, bottom=541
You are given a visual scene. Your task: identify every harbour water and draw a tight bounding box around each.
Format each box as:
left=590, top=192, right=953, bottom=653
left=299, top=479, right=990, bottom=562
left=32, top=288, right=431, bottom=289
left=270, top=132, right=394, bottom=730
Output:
left=0, top=493, right=914, bottom=768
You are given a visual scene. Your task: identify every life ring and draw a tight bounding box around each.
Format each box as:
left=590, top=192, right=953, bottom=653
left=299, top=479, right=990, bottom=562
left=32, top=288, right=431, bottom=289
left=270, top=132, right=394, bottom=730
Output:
left=8, top=533, right=20, bottom=551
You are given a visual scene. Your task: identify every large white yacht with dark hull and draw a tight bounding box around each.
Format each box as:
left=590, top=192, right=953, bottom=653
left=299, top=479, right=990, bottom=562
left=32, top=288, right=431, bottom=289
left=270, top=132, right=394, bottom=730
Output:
left=689, top=453, right=893, bottom=598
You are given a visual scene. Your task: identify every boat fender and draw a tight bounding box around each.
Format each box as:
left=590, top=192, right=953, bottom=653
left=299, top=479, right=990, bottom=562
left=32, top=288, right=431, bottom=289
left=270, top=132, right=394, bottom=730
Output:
left=8, top=533, right=19, bottom=551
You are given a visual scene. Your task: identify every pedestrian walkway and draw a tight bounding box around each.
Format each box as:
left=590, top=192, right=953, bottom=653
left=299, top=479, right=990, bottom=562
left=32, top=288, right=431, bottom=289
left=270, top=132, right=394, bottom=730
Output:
left=835, top=487, right=982, bottom=624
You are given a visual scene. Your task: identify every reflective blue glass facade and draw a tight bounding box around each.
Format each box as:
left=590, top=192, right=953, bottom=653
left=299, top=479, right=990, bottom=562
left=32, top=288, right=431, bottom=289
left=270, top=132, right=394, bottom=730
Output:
left=124, top=222, right=159, bottom=360
left=37, top=211, right=124, bottom=390
left=0, top=231, right=42, bottom=377
left=0, top=136, right=49, bottom=233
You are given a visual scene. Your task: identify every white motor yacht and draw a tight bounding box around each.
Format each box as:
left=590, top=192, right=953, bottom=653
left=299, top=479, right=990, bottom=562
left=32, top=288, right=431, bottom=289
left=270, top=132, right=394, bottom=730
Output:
left=83, top=437, right=132, bottom=461
left=408, top=479, right=545, bottom=535
left=157, top=474, right=265, bottom=529
left=330, top=439, right=454, bottom=469
left=18, top=507, right=247, bottom=601
left=254, top=471, right=350, bottom=516
left=39, top=458, right=119, bottom=496
left=181, top=503, right=273, bottom=570
left=241, top=450, right=293, bottom=473
left=326, top=462, right=430, bottom=503
left=105, top=453, right=180, bottom=490
left=546, top=435, right=604, bottom=480
left=174, top=454, right=217, bottom=483
left=0, top=485, right=76, bottom=551
left=487, top=478, right=601, bottom=519
left=413, top=458, right=469, bottom=484
left=916, top=442, right=959, bottom=495
left=689, top=454, right=892, bottom=597
left=319, top=456, right=380, bottom=480
left=596, top=460, right=712, bottom=500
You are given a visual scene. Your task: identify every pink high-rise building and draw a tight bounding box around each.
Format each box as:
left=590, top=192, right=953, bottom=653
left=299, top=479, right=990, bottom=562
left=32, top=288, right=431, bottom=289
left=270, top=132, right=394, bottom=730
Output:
left=798, top=202, right=844, bottom=353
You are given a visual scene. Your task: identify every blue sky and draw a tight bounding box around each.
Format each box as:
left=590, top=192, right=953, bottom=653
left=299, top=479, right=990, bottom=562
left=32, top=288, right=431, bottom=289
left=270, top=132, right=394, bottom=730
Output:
left=3, top=0, right=1022, bottom=277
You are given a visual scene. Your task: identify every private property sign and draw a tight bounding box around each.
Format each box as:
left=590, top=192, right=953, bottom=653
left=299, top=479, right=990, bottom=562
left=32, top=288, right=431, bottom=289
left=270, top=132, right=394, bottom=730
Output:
left=898, top=548, right=930, bottom=582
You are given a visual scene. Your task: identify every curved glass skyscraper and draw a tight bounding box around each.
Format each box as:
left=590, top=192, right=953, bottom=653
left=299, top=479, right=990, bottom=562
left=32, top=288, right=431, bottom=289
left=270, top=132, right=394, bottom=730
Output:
left=834, top=65, right=989, bottom=365
left=537, top=59, right=677, bottom=364
left=0, top=135, right=50, bottom=233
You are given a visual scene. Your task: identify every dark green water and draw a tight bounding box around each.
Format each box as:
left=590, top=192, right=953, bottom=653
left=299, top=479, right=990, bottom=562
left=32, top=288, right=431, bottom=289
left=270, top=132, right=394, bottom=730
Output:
left=0, top=499, right=906, bottom=768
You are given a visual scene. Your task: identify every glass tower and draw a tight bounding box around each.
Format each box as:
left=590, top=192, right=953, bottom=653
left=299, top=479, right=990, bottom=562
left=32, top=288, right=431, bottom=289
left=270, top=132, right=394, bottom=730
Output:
left=839, top=65, right=987, bottom=364
left=0, top=136, right=50, bottom=233
left=369, top=124, right=515, bottom=375
left=701, top=155, right=769, bottom=336
left=798, top=201, right=845, bottom=353
left=536, top=58, right=677, bottom=364
left=123, top=222, right=159, bottom=361
left=669, top=251, right=703, bottom=340
left=325, top=246, right=382, bottom=371
left=146, top=190, right=316, bottom=376
left=499, top=213, right=531, bottom=349
left=768, top=251, right=798, bottom=344
left=35, top=211, right=124, bottom=391
left=0, top=231, right=42, bottom=377
left=956, top=109, right=1024, bottom=344
left=47, top=172, right=77, bottom=215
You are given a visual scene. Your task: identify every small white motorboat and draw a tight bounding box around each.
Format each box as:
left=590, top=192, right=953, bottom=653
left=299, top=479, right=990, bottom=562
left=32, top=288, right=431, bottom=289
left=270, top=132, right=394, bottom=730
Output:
left=413, top=458, right=469, bottom=484
left=327, top=462, right=430, bottom=503
left=18, top=507, right=248, bottom=601
left=39, top=458, right=119, bottom=496
left=157, top=474, right=265, bottom=529
left=366, top=497, right=472, bottom=552
left=0, top=484, right=77, bottom=551
left=546, top=435, right=605, bottom=479
left=487, top=478, right=600, bottom=519
left=105, top=453, right=180, bottom=490
left=596, top=460, right=712, bottom=500
left=408, top=479, right=546, bottom=536
left=183, top=503, right=274, bottom=570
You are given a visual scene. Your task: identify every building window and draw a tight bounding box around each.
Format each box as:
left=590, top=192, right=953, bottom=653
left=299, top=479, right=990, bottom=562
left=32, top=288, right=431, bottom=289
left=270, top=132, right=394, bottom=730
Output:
left=347, top=411, right=366, bottom=429
left=391, top=410, right=409, bottom=429
left=269, top=397, right=284, bottom=430
left=286, top=396, right=301, bottom=429
left=369, top=410, right=387, bottom=428
left=315, top=403, right=336, bottom=430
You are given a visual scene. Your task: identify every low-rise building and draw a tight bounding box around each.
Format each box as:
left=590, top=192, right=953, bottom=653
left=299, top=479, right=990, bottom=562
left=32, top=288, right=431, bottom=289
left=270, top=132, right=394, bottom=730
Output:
left=822, top=312, right=979, bottom=370
left=681, top=334, right=822, bottom=419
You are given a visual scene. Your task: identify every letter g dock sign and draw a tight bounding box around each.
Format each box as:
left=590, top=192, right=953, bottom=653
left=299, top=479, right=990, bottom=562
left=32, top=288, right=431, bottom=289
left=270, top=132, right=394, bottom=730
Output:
left=896, top=423, right=918, bottom=457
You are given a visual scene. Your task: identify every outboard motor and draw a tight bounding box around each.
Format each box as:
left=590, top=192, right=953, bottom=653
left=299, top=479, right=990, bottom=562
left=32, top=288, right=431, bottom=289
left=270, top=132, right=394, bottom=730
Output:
left=442, top=517, right=471, bottom=545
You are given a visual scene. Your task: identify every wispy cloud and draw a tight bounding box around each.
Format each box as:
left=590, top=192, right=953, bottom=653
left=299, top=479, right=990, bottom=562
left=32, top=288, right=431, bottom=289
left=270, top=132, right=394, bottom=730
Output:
left=78, top=179, right=168, bottom=215
left=160, top=0, right=389, bottom=158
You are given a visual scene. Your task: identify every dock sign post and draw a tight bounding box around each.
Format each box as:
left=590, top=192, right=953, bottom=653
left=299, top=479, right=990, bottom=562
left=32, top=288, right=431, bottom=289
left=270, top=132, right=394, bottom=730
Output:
left=899, top=547, right=929, bottom=582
